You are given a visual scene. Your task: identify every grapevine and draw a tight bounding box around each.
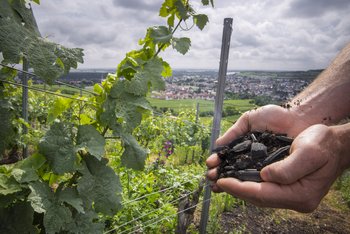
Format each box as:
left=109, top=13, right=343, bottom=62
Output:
left=0, top=0, right=213, bottom=233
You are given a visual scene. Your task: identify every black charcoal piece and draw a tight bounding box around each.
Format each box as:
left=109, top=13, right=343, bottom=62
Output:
left=232, top=140, right=252, bottom=153
left=235, top=155, right=251, bottom=169
left=276, top=135, right=294, bottom=143
left=224, top=165, right=236, bottom=171
left=251, top=142, right=268, bottom=159
left=263, top=145, right=290, bottom=166
left=236, top=169, right=262, bottom=182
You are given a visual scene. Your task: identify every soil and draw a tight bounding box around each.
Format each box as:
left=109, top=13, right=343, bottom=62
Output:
left=219, top=189, right=350, bottom=234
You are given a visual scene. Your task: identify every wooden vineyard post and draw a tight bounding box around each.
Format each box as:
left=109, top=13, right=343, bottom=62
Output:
left=199, top=18, right=233, bottom=234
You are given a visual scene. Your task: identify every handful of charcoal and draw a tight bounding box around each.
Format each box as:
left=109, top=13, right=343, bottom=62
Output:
left=213, top=131, right=294, bottom=182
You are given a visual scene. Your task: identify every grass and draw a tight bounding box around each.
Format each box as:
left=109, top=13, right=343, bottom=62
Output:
left=148, top=98, right=256, bottom=114
left=148, top=98, right=256, bottom=132
left=148, top=98, right=214, bottom=112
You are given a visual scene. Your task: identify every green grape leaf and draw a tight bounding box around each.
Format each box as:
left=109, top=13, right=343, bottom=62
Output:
left=99, top=97, right=117, bottom=127
left=11, top=154, right=46, bottom=184
left=0, top=13, right=83, bottom=84
left=174, top=0, right=189, bottom=20
left=66, top=211, right=104, bottom=234
left=54, top=46, right=84, bottom=73
left=121, top=133, right=147, bottom=170
left=193, top=14, right=209, bottom=30
left=167, top=13, right=175, bottom=27
left=159, top=0, right=175, bottom=17
left=76, top=125, right=105, bottom=160
left=47, top=97, right=73, bottom=123
left=150, top=26, right=172, bottom=44
left=162, top=60, right=172, bottom=77
left=172, top=37, right=191, bottom=55
left=0, top=173, right=22, bottom=196
left=10, top=0, right=40, bottom=34
left=100, top=95, right=145, bottom=133
left=116, top=103, right=143, bottom=133
left=125, top=57, right=165, bottom=96
left=201, top=0, right=214, bottom=7
left=106, top=77, right=153, bottom=134
left=28, top=181, right=72, bottom=234
left=57, top=187, right=84, bottom=213
left=28, top=181, right=52, bottom=213
left=11, top=168, right=37, bottom=184
left=0, top=202, right=36, bottom=234
left=78, top=155, right=122, bottom=216
left=38, top=122, right=76, bottom=174
left=202, top=0, right=209, bottom=5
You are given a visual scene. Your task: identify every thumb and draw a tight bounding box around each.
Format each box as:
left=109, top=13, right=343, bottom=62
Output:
left=260, top=148, right=327, bottom=184
left=216, top=112, right=250, bottom=146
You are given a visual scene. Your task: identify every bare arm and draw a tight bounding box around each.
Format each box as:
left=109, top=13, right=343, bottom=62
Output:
left=290, top=42, right=350, bottom=126
left=216, top=42, right=350, bottom=145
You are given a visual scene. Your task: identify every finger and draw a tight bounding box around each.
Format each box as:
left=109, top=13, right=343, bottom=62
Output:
left=206, top=168, right=218, bottom=181
left=260, top=147, right=328, bottom=184
left=216, top=112, right=251, bottom=146
left=206, top=154, right=221, bottom=168
left=210, top=183, right=224, bottom=193
left=216, top=178, right=315, bottom=212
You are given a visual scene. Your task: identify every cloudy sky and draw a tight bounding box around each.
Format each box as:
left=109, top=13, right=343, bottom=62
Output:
left=32, top=0, right=350, bottom=71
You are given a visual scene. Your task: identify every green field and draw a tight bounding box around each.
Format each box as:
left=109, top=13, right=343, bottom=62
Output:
left=148, top=98, right=256, bottom=114
left=33, top=84, right=95, bottom=97
left=148, top=98, right=257, bottom=131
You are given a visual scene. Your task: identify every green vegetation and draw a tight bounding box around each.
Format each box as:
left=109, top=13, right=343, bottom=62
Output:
left=2, top=1, right=347, bottom=233
left=149, top=97, right=256, bottom=115
left=0, top=1, right=217, bottom=233
left=34, top=84, right=82, bottom=96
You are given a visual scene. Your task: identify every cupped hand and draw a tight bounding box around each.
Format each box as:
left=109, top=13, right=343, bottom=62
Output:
left=207, top=107, right=346, bottom=212
left=216, top=104, right=310, bottom=146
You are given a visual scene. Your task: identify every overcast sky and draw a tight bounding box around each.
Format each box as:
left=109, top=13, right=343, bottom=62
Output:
left=32, top=0, right=350, bottom=71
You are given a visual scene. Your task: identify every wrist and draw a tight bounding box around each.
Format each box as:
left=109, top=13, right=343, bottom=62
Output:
left=287, top=105, right=320, bottom=137
left=332, top=123, right=350, bottom=173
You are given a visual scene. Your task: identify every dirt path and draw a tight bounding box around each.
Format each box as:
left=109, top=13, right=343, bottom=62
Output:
left=220, top=189, right=350, bottom=234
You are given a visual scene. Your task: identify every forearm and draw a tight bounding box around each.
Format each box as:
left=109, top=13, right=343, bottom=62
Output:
left=290, top=43, right=350, bottom=126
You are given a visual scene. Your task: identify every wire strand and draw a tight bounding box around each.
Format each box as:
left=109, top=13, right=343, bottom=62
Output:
left=55, top=80, right=97, bottom=96
left=123, top=198, right=212, bottom=234
left=104, top=184, right=209, bottom=234
left=121, top=179, right=201, bottom=206
left=0, top=79, right=95, bottom=103
left=0, top=63, right=98, bottom=96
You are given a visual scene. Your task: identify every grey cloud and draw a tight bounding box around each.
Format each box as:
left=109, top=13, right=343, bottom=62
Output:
left=286, top=0, right=350, bottom=18
left=234, top=33, right=262, bottom=48
left=112, top=0, right=162, bottom=11
left=31, top=0, right=350, bottom=70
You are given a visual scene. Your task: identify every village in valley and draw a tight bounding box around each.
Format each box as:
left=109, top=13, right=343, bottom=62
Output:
left=42, top=69, right=322, bottom=105
left=151, top=70, right=321, bottom=103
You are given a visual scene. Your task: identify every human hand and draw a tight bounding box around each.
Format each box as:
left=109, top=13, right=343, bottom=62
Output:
left=216, top=104, right=312, bottom=146
left=207, top=110, right=350, bottom=212
left=206, top=104, right=307, bottom=193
